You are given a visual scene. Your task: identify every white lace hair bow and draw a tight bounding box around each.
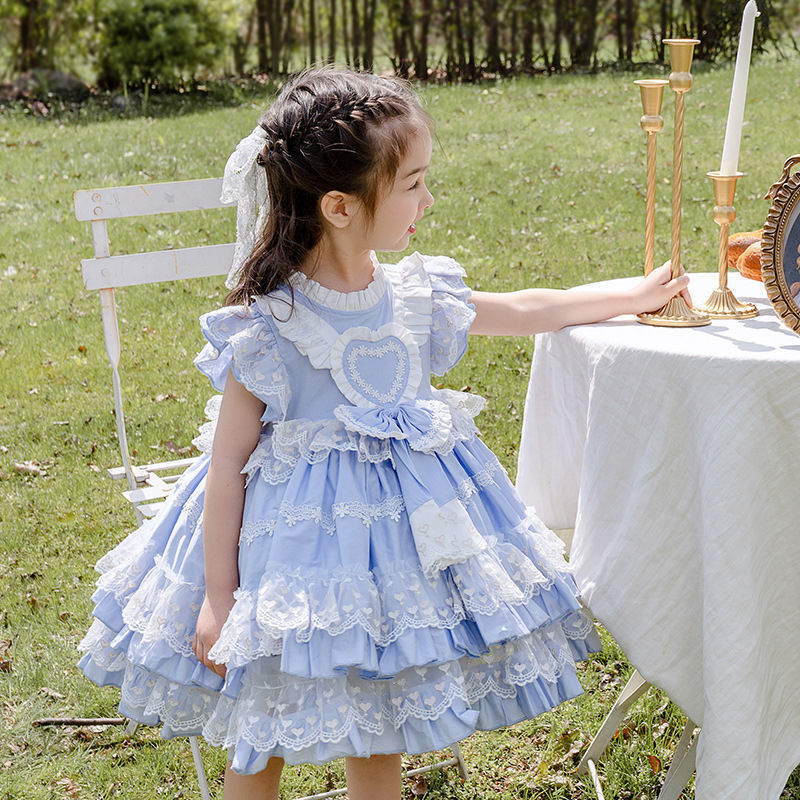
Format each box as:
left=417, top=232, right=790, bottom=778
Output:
left=221, top=126, right=269, bottom=290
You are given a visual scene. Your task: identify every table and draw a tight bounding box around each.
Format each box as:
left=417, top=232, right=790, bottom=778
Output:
left=516, top=272, right=800, bottom=800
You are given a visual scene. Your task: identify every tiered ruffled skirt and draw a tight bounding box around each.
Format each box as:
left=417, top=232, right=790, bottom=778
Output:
left=79, top=407, right=599, bottom=774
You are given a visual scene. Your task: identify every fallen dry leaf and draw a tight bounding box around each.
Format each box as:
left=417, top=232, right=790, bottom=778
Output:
left=647, top=753, right=662, bottom=773
left=14, top=460, right=45, bottom=476
left=39, top=687, right=66, bottom=700
left=0, top=638, right=11, bottom=672
left=54, top=776, right=80, bottom=798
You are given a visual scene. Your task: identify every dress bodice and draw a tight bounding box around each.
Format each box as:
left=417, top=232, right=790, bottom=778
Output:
left=195, top=252, right=479, bottom=436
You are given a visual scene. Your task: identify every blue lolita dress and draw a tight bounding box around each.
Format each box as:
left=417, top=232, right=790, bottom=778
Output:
left=78, top=252, right=600, bottom=774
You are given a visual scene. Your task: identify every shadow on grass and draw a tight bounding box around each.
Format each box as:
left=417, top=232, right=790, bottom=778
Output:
left=0, top=78, right=283, bottom=126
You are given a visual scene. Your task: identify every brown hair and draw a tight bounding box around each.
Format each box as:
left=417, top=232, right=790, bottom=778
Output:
left=225, top=67, right=430, bottom=306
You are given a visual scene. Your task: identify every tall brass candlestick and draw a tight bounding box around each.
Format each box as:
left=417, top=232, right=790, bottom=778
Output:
left=638, top=38, right=710, bottom=327
left=634, top=79, right=669, bottom=275
left=696, top=171, right=758, bottom=318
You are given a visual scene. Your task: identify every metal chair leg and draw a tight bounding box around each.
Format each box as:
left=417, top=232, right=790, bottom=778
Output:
left=577, top=669, right=651, bottom=775
left=585, top=758, right=606, bottom=800
left=189, top=736, right=212, bottom=800
left=656, top=719, right=698, bottom=800
left=451, top=742, right=469, bottom=780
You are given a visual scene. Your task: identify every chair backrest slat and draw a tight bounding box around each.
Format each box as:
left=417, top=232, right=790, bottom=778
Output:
left=73, top=177, right=231, bottom=221
left=82, top=242, right=235, bottom=290
left=76, top=175, right=233, bottom=519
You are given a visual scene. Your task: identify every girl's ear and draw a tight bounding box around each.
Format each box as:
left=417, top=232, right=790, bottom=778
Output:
left=319, top=191, right=359, bottom=229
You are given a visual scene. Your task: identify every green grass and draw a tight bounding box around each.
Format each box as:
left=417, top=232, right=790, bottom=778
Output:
left=2, top=56, right=800, bottom=798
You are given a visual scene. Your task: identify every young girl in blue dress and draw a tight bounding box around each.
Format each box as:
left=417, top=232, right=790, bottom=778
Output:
left=79, top=67, right=690, bottom=800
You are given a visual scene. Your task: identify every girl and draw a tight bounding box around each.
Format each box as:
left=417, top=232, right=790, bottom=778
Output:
left=79, top=67, right=690, bottom=800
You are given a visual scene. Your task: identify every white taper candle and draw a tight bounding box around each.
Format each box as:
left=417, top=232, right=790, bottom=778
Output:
left=720, top=0, right=760, bottom=175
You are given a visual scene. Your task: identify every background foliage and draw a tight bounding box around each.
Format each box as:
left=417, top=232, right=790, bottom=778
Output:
left=2, top=0, right=800, bottom=88
left=94, top=0, right=237, bottom=88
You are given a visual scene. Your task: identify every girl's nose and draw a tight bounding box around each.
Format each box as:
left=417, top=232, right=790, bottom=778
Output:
left=423, top=187, right=434, bottom=209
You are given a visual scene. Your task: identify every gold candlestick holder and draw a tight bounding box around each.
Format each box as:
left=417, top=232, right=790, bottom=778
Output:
left=634, top=79, right=669, bottom=276
left=639, top=38, right=710, bottom=327
left=696, top=171, right=758, bottom=318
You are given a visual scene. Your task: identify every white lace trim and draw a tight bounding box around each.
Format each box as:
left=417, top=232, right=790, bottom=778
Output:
left=241, top=389, right=484, bottom=485
left=383, top=253, right=433, bottom=347
left=78, top=619, right=127, bottom=672
left=208, top=541, right=556, bottom=666
left=196, top=308, right=291, bottom=418
left=84, top=623, right=582, bottom=752
left=287, top=254, right=386, bottom=310
left=409, top=498, right=488, bottom=578
left=255, top=291, right=339, bottom=371
left=422, top=254, right=476, bottom=376
left=121, top=556, right=204, bottom=657
left=455, top=458, right=505, bottom=503
left=192, top=395, right=222, bottom=453
left=240, top=496, right=406, bottom=542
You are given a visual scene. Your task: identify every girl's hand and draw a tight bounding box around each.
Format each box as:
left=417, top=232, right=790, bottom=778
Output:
left=631, top=261, right=692, bottom=315
left=192, top=592, right=235, bottom=678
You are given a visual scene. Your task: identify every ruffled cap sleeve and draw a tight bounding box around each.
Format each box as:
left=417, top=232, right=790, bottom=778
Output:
left=194, top=306, right=290, bottom=423
left=423, top=254, right=476, bottom=375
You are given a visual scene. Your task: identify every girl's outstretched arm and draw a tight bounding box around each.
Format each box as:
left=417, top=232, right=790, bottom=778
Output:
left=193, top=370, right=265, bottom=678
left=469, top=262, right=691, bottom=336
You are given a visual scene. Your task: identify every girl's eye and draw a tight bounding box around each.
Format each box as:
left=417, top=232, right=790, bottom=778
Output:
left=410, top=180, right=420, bottom=190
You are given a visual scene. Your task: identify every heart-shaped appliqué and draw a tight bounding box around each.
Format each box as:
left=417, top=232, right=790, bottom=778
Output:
left=341, top=335, right=410, bottom=406
left=330, top=323, right=422, bottom=407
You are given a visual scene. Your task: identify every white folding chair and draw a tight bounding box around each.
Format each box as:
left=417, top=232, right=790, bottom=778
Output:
left=74, top=176, right=468, bottom=798
left=548, top=529, right=699, bottom=800
left=576, top=669, right=699, bottom=800
left=75, top=176, right=236, bottom=800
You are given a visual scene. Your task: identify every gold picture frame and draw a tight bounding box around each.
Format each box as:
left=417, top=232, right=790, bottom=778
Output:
left=762, top=155, right=800, bottom=333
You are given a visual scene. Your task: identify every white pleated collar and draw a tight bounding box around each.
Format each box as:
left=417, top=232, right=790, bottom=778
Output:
left=287, top=252, right=386, bottom=311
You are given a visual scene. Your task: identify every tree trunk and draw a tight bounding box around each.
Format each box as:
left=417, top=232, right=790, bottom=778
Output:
left=256, top=0, right=269, bottom=72
left=328, top=0, right=336, bottom=63
left=281, top=0, right=297, bottom=73
left=658, top=0, right=671, bottom=62
left=573, top=0, right=597, bottom=67
left=484, top=0, right=501, bottom=74
left=233, top=3, right=257, bottom=75
left=465, top=0, right=476, bottom=80
left=394, top=0, right=413, bottom=78
left=509, top=6, right=518, bottom=73
left=309, top=0, right=316, bottom=65
left=442, top=0, right=456, bottom=81
left=341, top=0, right=350, bottom=66
left=563, top=0, right=577, bottom=67
left=552, top=0, right=563, bottom=71
left=521, top=1, right=534, bottom=73
left=414, top=0, right=432, bottom=80
left=624, top=0, right=636, bottom=62
left=615, top=0, right=624, bottom=61
left=535, top=0, right=549, bottom=72
left=349, top=0, right=361, bottom=68
left=454, top=0, right=468, bottom=79
left=362, top=0, right=377, bottom=69
left=267, top=0, right=282, bottom=74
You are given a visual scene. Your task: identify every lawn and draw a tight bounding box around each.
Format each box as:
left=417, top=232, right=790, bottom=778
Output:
left=1, top=57, right=799, bottom=799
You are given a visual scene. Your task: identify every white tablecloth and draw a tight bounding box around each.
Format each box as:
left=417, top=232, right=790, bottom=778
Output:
left=516, top=272, right=800, bottom=800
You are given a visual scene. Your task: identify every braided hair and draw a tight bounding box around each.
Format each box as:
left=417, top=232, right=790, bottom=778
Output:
left=226, top=67, right=430, bottom=306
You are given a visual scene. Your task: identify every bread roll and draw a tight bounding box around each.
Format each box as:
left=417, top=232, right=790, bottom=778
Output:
left=727, top=229, right=762, bottom=271
left=736, top=240, right=762, bottom=282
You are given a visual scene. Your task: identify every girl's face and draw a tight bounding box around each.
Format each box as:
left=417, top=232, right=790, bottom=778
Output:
left=358, top=126, right=434, bottom=253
